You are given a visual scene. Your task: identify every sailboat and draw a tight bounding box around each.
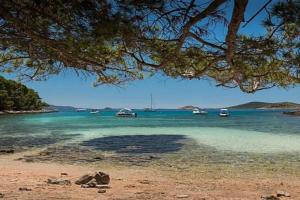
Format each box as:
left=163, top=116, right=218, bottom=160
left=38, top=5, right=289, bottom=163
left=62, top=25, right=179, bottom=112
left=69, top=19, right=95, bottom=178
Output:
left=144, top=94, right=156, bottom=112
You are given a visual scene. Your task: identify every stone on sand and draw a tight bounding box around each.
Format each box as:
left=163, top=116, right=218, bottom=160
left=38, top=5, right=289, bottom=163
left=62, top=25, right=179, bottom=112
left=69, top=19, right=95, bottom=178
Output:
left=98, top=189, right=106, bottom=193
left=176, top=194, right=189, bottom=198
left=261, top=195, right=280, bottom=200
left=75, top=174, right=94, bottom=185
left=47, top=178, right=71, bottom=185
left=276, top=191, right=290, bottom=197
left=19, top=187, right=32, bottom=191
left=94, top=172, right=110, bottom=185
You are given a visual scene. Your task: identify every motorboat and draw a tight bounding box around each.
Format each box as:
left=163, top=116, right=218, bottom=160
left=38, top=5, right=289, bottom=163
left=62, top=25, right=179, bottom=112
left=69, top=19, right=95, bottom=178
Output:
left=90, top=110, right=99, bottom=114
left=192, top=108, right=208, bottom=115
left=116, top=108, right=137, bottom=117
left=219, top=109, right=230, bottom=117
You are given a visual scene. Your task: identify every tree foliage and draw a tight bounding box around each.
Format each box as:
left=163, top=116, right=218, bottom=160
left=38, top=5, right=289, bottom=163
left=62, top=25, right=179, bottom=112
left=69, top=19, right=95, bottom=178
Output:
left=0, top=76, right=46, bottom=111
left=0, top=0, right=299, bottom=92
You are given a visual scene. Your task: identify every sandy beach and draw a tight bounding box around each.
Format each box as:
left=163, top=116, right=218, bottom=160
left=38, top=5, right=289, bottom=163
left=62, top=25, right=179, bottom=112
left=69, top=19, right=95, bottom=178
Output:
left=1, top=151, right=300, bottom=200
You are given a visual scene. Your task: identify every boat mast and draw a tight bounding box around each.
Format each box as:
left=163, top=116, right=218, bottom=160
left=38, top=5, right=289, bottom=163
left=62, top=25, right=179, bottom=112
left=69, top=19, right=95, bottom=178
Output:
left=150, top=93, right=153, bottom=110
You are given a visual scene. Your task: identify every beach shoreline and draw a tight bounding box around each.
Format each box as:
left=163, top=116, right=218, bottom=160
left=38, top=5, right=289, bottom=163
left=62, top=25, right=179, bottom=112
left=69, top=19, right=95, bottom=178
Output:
left=0, top=151, right=300, bottom=200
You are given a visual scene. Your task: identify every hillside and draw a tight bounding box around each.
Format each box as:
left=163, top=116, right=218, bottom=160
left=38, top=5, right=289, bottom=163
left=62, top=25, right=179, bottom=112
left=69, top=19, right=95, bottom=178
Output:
left=228, top=102, right=300, bottom=109
left=0, top=76, right=47, bottom=111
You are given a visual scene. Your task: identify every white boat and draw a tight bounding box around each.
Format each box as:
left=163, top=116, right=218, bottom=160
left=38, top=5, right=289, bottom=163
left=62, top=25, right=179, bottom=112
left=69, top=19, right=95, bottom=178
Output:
left=90, top=110, right=99, bottom=114
left=219, top=109, right=230, bottom=117
left=116, top=108, right=137, bottom=117
left=192, top=108, right=208, bottom=115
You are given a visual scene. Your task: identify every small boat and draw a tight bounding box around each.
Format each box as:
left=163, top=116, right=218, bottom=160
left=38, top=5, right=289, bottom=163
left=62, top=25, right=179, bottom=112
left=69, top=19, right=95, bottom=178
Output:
left=90, top=110, right=99, bottom=114
left=192, top=108, right=208, bottom=115
left=116, top=108, right=137, bottom=117
left=219, top=109, right=230, bottom=117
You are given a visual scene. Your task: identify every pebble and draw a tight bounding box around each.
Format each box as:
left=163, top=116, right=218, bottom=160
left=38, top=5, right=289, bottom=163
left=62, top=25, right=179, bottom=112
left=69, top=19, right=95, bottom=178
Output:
left=261, top=195, right=280, bottom=200
left=176, top=194, right=189, bottom=198
left=47, top=178, right=71, bottom=185
left=96, top=185, right=110, bottom=189
left=276, top=191, right=291, bottom=197
left=139, top=180, right=150, bottom=184
left=81, top=184, right=90, bottom=188
left=0, top=193, right=4, bottom=198
left=98, top=189, right=106, bottom=193
left=19, top=187, right=32, bottom=191
left=61, top=173, right=68, bottom=176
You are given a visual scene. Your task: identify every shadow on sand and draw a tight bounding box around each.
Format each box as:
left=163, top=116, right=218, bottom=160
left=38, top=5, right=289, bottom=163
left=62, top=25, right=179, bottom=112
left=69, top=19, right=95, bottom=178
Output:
left=81, top=134, right=186, bottom=154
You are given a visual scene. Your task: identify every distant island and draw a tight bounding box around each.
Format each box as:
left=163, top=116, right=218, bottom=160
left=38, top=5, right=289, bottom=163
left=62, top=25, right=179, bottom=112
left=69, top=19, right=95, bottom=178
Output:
left=228, top=101, right=300, bottom=109
left=0, top=76, right=53, bottom=114
left=178, top=105, right=199, bottom=110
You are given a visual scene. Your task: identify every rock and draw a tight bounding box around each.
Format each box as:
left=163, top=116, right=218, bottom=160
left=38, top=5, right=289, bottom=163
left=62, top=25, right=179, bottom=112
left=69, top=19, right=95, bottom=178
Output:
left=261, top=195, right=280, bottom=200
left=0, top=149, right=14, bottom=154
left=75, top=174, right=94, bottom=185
left=86, top=180, right=97, bottom=188
left=139, top=180, right=150, bottom=184
left=0, top=193, right=4, bottom=198
left=47, top=178, right=71, bottom=185
left=98, top=189, right=106, bottom=193
left=81, top=184, right=90, bottom=188
left=19, top=187, right=32, bottom=191
left=94, top=172, right=110, bottom=185
left=93, top=156, right=102, bottom=160
left=25, top=158, right=34, bottom=162
left=176, top=194, right=189, bottom=198
left=96, top=185, right=111, bottom=189
left=276, top=191, right=291, bottom=197
left=61, top=173, right=68, bottom=176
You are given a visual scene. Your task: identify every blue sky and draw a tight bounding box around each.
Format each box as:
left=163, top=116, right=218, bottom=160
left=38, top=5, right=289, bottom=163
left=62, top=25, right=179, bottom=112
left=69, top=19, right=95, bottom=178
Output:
left=3, top=0, right=300, bottom=109
left=20, top=72, right=300, bottom=109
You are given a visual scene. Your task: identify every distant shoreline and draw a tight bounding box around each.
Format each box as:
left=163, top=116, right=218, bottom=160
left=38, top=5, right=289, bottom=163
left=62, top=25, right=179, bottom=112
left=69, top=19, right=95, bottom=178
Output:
left=0, top=109, right=58, bottom=115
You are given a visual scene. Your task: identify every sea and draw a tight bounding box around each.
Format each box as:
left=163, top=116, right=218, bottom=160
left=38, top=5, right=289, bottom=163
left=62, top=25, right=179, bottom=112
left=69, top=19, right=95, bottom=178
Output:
left=1, top=109, right=300, bottom=174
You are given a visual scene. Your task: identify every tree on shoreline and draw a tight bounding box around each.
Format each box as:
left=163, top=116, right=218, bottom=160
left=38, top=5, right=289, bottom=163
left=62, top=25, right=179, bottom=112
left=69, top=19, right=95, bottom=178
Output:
left=0, top=0, right=299, bottom=93
left=0, top=76, right=46, bottom=111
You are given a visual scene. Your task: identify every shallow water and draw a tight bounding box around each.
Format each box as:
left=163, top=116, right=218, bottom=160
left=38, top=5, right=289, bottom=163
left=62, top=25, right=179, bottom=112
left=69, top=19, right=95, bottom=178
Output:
left=1, top=109, right=300, bottom=172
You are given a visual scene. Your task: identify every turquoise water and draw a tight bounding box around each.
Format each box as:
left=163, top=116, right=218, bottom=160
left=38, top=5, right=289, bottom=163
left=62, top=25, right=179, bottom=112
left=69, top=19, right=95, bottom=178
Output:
left=2, top=109, right=300, bottom=173
left=1, top=109, right=300, bottom=154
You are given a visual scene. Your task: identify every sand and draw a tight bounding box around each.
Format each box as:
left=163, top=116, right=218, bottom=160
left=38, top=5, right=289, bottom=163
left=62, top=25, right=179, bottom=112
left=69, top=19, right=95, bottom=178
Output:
left=1, top=152, right=300, bottom=200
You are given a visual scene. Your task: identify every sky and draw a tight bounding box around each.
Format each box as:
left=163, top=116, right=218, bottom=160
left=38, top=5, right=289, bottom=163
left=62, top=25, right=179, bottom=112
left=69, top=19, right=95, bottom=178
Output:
left=3, top=0, right=300, bottom=109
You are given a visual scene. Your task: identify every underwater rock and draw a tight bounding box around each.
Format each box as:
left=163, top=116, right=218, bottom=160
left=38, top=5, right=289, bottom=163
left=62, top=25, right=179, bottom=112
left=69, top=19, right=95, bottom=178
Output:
left=75, top=174, right=94, bottom=185
left=47, top=178, right=71, bottom=185
left=94, top=172, right=110, bottom=185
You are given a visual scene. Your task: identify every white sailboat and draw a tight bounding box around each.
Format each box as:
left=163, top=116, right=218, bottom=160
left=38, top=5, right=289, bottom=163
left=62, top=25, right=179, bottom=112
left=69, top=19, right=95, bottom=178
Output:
left=144, top=94, right=156, bottom=112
